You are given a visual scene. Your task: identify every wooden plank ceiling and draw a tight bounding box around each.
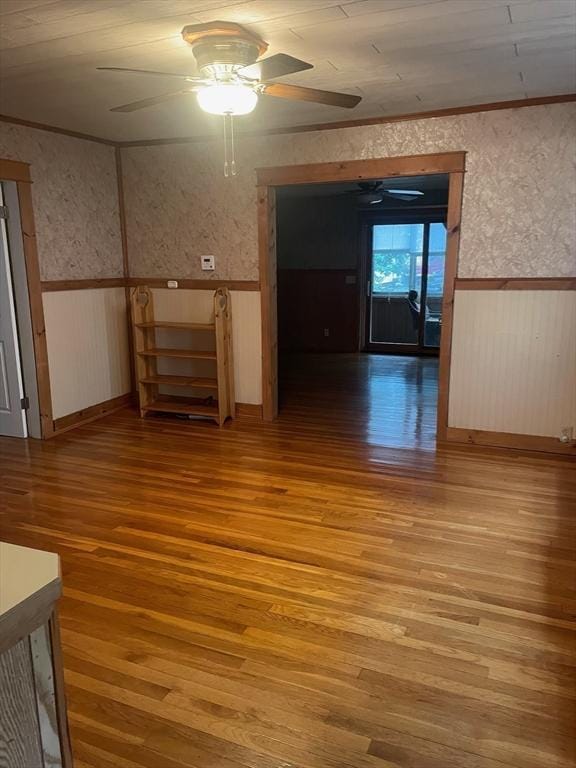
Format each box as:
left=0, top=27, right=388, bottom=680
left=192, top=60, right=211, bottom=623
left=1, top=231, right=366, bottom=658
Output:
left=0, top=0, right=574, bottom=141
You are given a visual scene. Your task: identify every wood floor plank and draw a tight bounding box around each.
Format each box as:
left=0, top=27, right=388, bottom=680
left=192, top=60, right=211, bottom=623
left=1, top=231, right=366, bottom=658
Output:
left=1, top=354, right=574, bottom=767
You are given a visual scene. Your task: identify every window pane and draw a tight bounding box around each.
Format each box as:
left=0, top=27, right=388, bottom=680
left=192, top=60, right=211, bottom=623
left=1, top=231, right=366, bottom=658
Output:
left=370, top=223, right=424, bottom=345
left=426, top=223, right=447, bottom=296
left=423, top=223, right=446, bottom=348
left=371, top=224, right=424, bottom=294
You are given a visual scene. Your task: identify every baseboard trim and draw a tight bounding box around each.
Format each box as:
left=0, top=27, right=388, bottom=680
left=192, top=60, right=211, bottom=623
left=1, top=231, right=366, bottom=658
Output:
left=445, top=427, right=576, bottom=456
left=236, top=403, right=263, bottom=419
left=51, top=393, right=133, bottom=436
left=51, top=396, right=262, bottom=434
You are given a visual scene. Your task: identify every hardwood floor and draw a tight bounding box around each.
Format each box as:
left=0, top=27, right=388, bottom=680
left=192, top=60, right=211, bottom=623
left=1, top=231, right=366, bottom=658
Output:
left=1, top=355, right=575, bottom=768
left=280, top=353, right=439, bottom=450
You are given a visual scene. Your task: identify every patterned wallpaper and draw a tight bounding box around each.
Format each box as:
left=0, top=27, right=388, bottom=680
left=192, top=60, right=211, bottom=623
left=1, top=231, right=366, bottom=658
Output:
left=0, top=123, right=123, bottom=281
left=122, top=102, right=576, bottom=280
left=1, top=103, right=573, bottom=282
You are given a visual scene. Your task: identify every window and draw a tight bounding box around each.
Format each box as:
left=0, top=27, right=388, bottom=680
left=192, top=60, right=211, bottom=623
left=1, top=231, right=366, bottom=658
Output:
left=371, top=222, right=446, bottom=295
left=372, top=223, right=424, bottom=294
left=426, top=223, right=447, bottom=296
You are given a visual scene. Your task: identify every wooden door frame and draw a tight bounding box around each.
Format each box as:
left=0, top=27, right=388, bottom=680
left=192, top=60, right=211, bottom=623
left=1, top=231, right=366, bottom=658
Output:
left=0, top=159, right=53, bottom=438
left=256, top=151, right=465, bottom=440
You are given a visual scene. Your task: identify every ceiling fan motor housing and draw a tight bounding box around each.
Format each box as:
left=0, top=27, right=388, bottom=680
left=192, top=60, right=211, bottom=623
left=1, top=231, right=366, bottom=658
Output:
left=181, top=22, right=268, bottom=80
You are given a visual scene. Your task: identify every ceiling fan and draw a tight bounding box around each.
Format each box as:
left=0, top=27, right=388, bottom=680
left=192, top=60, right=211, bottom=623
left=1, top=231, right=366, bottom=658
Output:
left=351, top=182, right=425, bottom=205
left=98, top=21, right=361, bottom=116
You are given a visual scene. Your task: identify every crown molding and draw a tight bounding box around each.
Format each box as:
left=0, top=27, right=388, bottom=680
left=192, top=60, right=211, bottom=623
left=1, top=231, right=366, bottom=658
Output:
left=118, top=93, right=576, bottom=148
left=0, top=113, right=117, bottom=146
left=1, top=93, right=574, bottom=149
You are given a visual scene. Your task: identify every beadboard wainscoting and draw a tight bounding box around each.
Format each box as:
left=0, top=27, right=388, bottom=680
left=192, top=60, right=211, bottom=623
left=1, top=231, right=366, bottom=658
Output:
left=40, top=285, right=261, bottom=432
left=448, top=290, right=576, bottom=446
left=150, top=288, right=262, bottom=406
left=42, top=287, right=131, bottom=421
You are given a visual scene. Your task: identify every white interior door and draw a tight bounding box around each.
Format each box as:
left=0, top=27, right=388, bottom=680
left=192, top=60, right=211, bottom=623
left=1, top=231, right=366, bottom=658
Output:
left=0, top=185, right=27, bottom=438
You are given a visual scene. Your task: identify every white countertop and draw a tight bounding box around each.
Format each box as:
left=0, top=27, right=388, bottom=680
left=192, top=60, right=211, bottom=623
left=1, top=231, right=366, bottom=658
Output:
left=0, top=542, right=61, bottom=629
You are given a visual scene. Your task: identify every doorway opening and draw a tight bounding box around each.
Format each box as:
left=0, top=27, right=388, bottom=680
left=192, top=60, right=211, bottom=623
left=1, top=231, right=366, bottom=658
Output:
left=363, top=177, right=449, bottom=354
left=257, top=152, right=465, bottom=444
left=275, top=173, right=448, bottom=449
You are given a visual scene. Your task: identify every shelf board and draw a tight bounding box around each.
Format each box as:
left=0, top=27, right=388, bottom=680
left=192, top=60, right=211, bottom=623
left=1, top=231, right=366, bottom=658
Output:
left=142, top=399, right=219, bottom=420
left=138, top=348, right=216, bottom=360
left=136, top=321, right=215, bottom=331
left=140, top=375, right=217, bottom=389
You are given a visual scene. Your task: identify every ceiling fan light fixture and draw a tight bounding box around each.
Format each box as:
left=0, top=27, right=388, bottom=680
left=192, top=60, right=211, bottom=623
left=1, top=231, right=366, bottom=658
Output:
left=357, top=193, right=382, bottom=205
left=196, top=83, right=257, bottom=115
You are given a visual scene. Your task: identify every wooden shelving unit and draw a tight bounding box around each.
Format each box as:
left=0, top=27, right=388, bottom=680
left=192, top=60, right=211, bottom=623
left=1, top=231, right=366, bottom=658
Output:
left=130, top=286, right=235, bottom=426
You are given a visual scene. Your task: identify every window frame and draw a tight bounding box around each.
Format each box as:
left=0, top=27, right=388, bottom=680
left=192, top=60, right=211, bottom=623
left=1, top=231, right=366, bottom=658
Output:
left=361, top=208, right=448, bottom=354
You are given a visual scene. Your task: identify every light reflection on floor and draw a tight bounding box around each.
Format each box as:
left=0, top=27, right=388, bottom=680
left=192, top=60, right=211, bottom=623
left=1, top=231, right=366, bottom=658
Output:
left=279, top=353, right=439, bottom=451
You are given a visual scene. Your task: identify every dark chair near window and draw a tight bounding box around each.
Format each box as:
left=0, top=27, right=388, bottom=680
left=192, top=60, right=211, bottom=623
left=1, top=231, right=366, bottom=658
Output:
left=407, top=290, right=421, bottom=331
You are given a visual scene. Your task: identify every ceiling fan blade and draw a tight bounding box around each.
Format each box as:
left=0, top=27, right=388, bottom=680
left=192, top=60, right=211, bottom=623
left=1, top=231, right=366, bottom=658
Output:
left=98, top=67, right=205, bottom=82
left=238, top=53, right=313, bottom=81
left=384, top=189, right=424, bottom=196
left=382, top=192, right=419, bottom=202
left=262, top=82, right=361, bottom=108
left=110, top=88, right=195, bottom=113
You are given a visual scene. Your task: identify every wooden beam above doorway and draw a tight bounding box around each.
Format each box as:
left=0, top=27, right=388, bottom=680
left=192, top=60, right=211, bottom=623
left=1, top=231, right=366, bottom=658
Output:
left=256, top=152, right=466, bottom=188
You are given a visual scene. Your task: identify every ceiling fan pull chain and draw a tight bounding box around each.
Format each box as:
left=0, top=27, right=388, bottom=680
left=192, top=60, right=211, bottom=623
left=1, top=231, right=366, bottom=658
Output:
left=223, top=113, right=230, bottom=177
left=222, top=113, right=238, bottom=177
left=230, top=114, right=237, bottom=176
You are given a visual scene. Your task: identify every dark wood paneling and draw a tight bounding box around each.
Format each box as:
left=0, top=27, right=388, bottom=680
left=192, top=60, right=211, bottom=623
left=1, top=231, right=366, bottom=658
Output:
left=278, top=269, right=359, bottom=352
left=277, top=195, right=358, bottom=271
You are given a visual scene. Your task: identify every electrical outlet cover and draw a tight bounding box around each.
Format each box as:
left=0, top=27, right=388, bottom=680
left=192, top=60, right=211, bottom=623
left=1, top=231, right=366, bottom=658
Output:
left=201, top=255, right=215, bottom=271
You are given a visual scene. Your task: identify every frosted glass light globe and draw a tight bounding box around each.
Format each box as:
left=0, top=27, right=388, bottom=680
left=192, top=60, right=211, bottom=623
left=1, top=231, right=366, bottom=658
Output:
left=197, top=84, right=258, bottom=115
